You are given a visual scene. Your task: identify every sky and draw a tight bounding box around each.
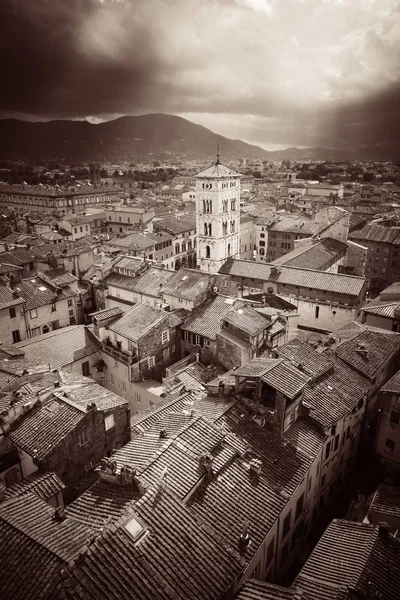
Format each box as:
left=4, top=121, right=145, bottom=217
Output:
left=1, top=0, right=400, bottom=150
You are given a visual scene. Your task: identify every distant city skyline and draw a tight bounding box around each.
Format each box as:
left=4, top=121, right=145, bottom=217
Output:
left=2, top=0, right=400, bottom=152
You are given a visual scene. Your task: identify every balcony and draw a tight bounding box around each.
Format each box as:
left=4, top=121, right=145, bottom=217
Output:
left=102, top=339, right=138, bottom=366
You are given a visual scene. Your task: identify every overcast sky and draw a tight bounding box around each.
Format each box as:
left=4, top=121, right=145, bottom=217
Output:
left=1, top=0, right=400, bottom=150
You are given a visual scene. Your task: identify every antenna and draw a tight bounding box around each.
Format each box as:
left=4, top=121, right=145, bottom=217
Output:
left=216, top=144, right=220, bottom=165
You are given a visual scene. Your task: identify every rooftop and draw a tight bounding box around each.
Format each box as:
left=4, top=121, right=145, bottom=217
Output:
left=4, top=471, right=65, bottom=503
left=196, top=162, right=241, bottom=179
left=15, top=325, right=99, bottom=369
left=369, top=484, right=400, bottom=521
left=380, top=369, right=400, bottom=393
left=350, top=223, right=400, bottom=244
left=108, top=303, right=168, bottom=342
left=272, top=237, right=348, bottom=270
left=219, top=258, right=366, bottom=298
left=162, top=268, right=212, bottom=300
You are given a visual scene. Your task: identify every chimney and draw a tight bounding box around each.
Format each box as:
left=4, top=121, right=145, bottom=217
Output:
left=239, top=521, right=251, bottom=549
left=249, top=458, right=262, bottom=476
left=54, top=506, right=66, bottom=522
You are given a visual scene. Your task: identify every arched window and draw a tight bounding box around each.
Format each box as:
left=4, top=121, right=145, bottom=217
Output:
left=222, top=222, right=227, bottom=235
left=231, top=220, right=235, bottom=233
left=208, top=223, right=212, bottom=236
left=175, top=243, right=180, bottom=255
left=206, top=246, right=211, bottom=258
left=181, top=242, right=186, bottom=253
left=175, top=258, right=181, bottom=270
left=188, top=239, right=192, bottom=251
left=203, top=199, right=206, bottom=213
left=231, top=199, right=236, bottom=211
left=228, top=243, right=231, bottom=256
left=204, top=223, right=208, bottom=236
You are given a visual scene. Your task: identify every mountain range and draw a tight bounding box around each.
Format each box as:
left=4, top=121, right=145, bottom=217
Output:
left=0, top=113, right=398, bottom=162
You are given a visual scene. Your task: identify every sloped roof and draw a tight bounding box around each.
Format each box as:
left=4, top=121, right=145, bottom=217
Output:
left=295, top=519, right=400, bottom=600
left=4, top=471, right=65, bottom=502
left=8, top=396, right=85, bottom=461
left=381, top=369, right=400, bottom=393
left=154, top=216, right=196, bottom=234
left=0, top=493, right=94, bottom=600
left=273, top=238, right=348, bottom=270
left=0, top=285, right=25, bottom=310
left=275, top=338, right=334, bottom=380
left=236, top=580, right=302, bottom=600
left=15, top=325, right=99, bottom=369
left=361, top=302, right=398, bottom=319
left=350, top=223, right=400, bottom=244
left=335, top=329, right=400, bottom=381
left=369, top=484, right=400, bottom=520
left=219, top=258, right=366, bottom=297
left=15, top=277, right=77, bottom=310
left=105, top=267, right=175, bottom=297
left=108, top=303, right=168, bottom=342
left=162, top=268, right=211, bottom=300
left=196, top=162, right=240, bottom=178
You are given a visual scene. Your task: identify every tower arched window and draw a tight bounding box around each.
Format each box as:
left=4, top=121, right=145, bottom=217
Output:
left=228, top=243, right=231, bottom=256
left=222, top=222, right=227, bottom=235
left=203, top=199, right=206, bottom=213
left=231, top=199, right=236, bottom=211
left=204, top=223, right=208, bottom=236
left=206, top=245, right=211, bottom=258
left=223, top=199, right=228, bottom=213
left=208, top=223, right=212, bottom=236
left=175, top=243, right=180, bottom=255
left=205, top=200, right=212, bottom=214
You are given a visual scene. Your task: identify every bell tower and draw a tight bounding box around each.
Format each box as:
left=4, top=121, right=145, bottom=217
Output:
left=195, top=151, right=241, bottom=273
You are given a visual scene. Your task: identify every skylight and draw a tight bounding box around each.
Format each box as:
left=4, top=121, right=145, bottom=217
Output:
left=124, top=515, right=146, bottom=544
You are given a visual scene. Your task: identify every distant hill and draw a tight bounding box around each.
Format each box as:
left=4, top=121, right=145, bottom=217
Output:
left=0, top=113, right=398, bottom=162
left=0, top=114, right=269, bottom=161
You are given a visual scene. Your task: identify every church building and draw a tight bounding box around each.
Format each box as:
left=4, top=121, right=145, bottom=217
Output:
left=195, top=155, right=241, bottom=273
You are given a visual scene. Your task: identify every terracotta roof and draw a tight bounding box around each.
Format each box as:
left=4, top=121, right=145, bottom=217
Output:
left=162, top=268, right=211, bottom=300
left=108, top=303, right=168, bottom=342
left=273, top=238, right=347, bottom=270
left=295, top=519, right=400, bottom=600
left=8, top=396, right=85, bottom=461
left=234, top=357, right=310, bottom=400
left=105, top=267, right=175, bottom=297
left=57, top=486, right=244, bottom=600
left=275, top=338, right=334, bottom=380
left=361, top=302, right=398, bottom=319
left=237, top=580, right=302, bottom=600
left=381, top=369, right=400, bottom=393
left=15, top=325, right=99, bottom=369
left=196, top=162, right=240, bottom=178
left=267, top=214, right=313, bottom=234
left=182, top=295, right=246, bottom=340
left=335, top=329, right=400, bottom=381
left=224, top=304, right=270, bottom=336
left=219, top=259, right=366, bottom=297
left=4, top=471, right=65, bottom=502
left=350, top=223, right=400, bottom=244
left=14, top=277, right=77, bottom=310
left=0, top=285, right=25, bottom=310
left=89, top=306, right=124, bottom=321
left=369, top=484, right=400, bottom=521
left=0, top=492, right=94, bottom=600
left=302, top=351, right=371, bottom=429
left=154, top=216, right=196, bottom=235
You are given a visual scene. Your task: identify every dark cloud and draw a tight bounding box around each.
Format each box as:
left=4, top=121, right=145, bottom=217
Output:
left=0, top=0, right=399, bottom=150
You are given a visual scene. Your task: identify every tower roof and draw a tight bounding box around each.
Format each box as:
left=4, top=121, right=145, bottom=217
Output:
left=195, top=163, right=240, bottom=179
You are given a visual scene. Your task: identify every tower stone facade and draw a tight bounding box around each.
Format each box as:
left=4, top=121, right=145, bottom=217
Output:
left=195, top=160, right=241, bottom=273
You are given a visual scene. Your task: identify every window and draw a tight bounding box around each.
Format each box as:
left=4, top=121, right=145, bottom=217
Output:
left=315, top=306, right=320, bottom=319
left=163, top=347, right=170, bottom=361
left=295, top=494, right=304, bottom=520
left=385, top=438, right=396, bottom=453
left=195, top=334, right=203, bottom=346
left=161, top=330, right=169, bottom=344
left=206, top=246, right=211, bottom=258
left=12, top=330, right=21, bottom=343
left=51, top=302, right=56, bottom=312
left=82, top=361, right=90, bottom=377
left=52, top=320, right=59, bottom=330
left=68, top=299, right=73, bottom=307
left=184, top=331, right=190, bottom=342
left=9, top=306, right=16, bottom=319
left=282, top=511, right=291, bottom=539
left=30, top=308, right=38, bottom=319
left=78, top=427, right=89, bottom=446
left=110, top=373, right=115, bottom=386
left=122, top=381, right=127, bottom=393
left=134, top=393, right=141, bottom=403
left=104, top=414, right=114, bottom=431
left=148, top=356, right=155, bottom=369
left=390, top=410, right=400, bottom=426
